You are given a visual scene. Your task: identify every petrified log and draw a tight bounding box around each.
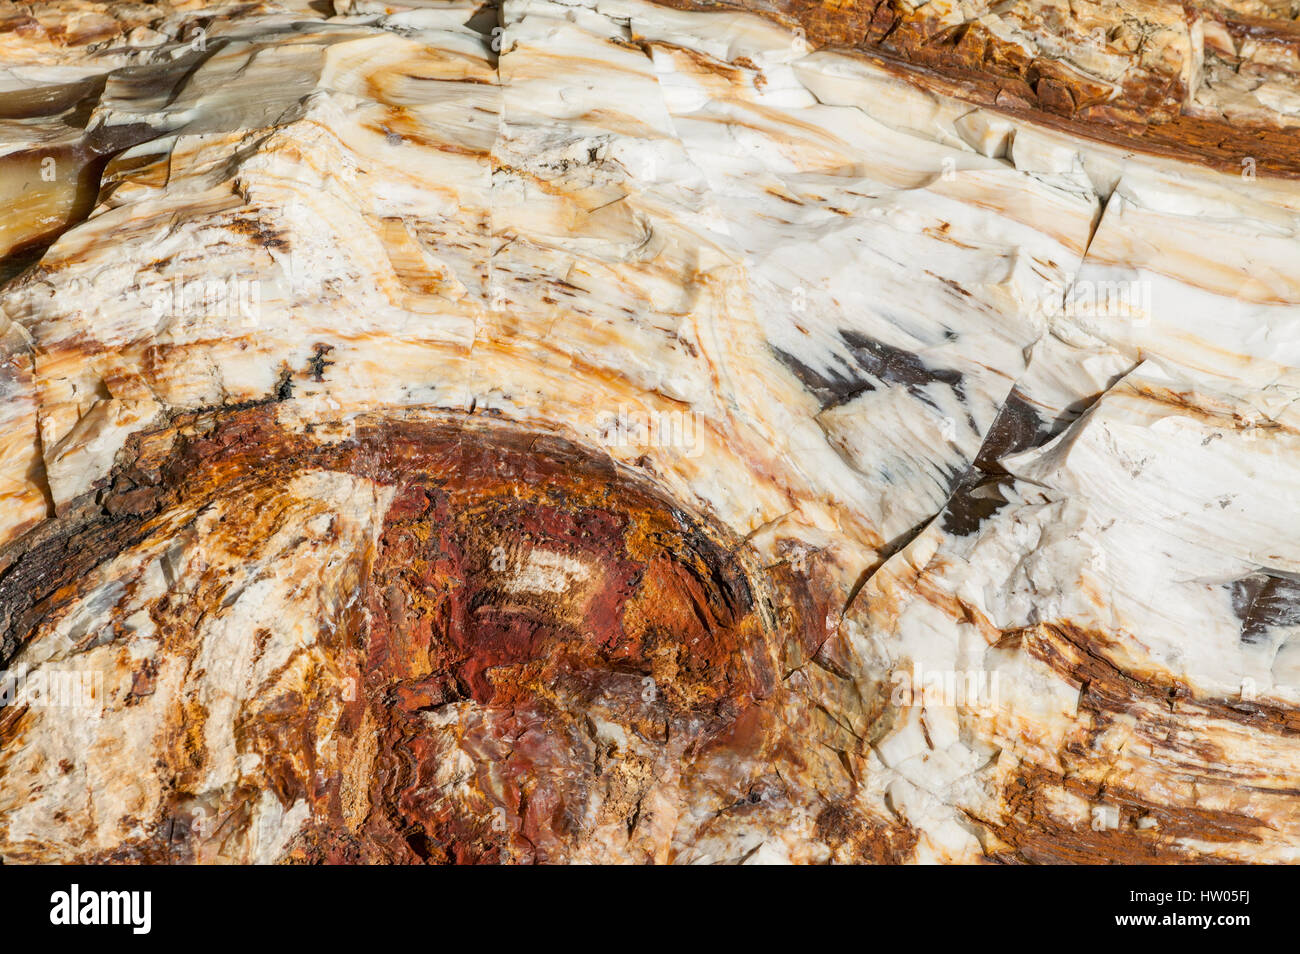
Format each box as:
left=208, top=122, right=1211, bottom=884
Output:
left=0, top=0, right=1297, bottom=863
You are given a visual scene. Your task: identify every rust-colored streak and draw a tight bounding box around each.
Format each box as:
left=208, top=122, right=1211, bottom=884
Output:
left=972, top=621, right=1299, bottom=862
left=978, top=767, right=1267, bottom=864
left=335, top=423, right=779, bottom=862
left=651, top=0, right=1300, bottom=178
left=0, top=406, right=808, bottom=864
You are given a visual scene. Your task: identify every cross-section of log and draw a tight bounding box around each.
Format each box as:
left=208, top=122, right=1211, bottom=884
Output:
left=0, top=0, right=1297, bottom=863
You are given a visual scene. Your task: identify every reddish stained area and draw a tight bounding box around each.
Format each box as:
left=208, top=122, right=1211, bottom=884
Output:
left=358, top=425, right=774, bottom=709
left=333, top=425, right=779, bottom=862
left=0, top=407, right=818, bottom=863
left=367, top=484, right=644, bottom=705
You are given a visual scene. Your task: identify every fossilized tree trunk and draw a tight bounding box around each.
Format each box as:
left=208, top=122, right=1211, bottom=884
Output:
left=0, top=0, right=1298, bottom=863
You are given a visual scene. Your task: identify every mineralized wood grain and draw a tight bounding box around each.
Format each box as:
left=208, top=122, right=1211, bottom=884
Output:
left=0, top=0, right=1298, bottom=863
left=656, top=0, right=1300, bottom=177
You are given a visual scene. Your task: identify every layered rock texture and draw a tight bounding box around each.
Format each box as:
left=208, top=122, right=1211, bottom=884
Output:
left=0, top=0, right=1297, bottom=863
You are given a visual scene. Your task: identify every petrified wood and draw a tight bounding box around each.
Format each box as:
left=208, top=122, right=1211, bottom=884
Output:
left=0, top=0, right=1297, bottom=863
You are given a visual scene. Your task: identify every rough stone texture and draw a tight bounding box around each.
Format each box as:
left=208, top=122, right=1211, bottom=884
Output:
left=659, top=0, right=1300, bottom=177
left=0, top=0, right=1297, bottom=863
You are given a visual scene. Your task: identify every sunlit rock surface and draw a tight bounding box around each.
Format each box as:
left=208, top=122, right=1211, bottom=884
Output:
left=0, top=0, right=1298, bottom=863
